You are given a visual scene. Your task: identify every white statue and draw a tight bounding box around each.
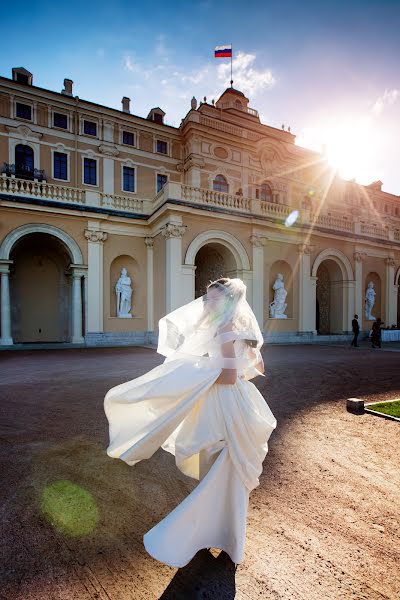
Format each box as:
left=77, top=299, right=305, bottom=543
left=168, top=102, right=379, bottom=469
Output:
left=365, top=281, right=376, bottom=320
left=115, top=267, right=133, bottom=318
left=269, top=273, right=288, bottom=319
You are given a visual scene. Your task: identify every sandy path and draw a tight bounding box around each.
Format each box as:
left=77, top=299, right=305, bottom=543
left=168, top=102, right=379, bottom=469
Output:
left=0, top=344, right=399, bottom=599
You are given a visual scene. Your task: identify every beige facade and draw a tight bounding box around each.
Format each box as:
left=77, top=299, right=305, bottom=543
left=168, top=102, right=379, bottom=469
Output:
left=1, top=67, right=399, bottom=346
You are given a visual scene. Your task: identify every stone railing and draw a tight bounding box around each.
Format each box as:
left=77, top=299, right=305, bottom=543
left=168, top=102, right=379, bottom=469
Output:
left=0, top=174, right=85, bottom=204
left=360, top=223, right=389, bottom=240
left=100, top=192, right=145, bottom=213
left=0, top=174, right=152, bottom=213
left=182, top=184, right=251, bottom=212
left=2, top=175, right=399, bottom=244
left=311, top=213, right=354, bottom=233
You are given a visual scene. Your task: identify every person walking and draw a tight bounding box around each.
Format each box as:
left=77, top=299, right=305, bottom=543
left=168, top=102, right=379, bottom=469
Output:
left=371, top=317, right=383, bottom=348
left=104, top=277, right=277, bottom=568
left=351, top=314, right=360, bottom=347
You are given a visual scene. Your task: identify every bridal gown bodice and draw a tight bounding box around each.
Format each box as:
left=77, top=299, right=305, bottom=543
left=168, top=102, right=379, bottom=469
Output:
left=104, top=339, right=277, bottom=567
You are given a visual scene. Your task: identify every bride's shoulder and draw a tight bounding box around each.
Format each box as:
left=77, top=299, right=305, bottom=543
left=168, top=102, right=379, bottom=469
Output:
left=218, top=321, right=234, bottom=333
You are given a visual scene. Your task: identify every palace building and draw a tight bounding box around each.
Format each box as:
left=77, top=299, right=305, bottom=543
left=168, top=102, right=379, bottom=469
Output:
left=0, top=66, right=399, bottom=347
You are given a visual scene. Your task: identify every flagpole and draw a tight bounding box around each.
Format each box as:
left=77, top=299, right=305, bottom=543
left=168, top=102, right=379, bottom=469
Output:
left=230, top=43, right=233, bottom=87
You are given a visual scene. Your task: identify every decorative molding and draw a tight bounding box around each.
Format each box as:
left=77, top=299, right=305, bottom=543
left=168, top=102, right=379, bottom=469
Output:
left=353, top=251, right=367, bottom=263
left=5, top=124, right=42, bottom=140
left=384, top=257, right=396, bottom=267
left=250, top=235, right=266, bottom=247
left=298, top=243, right=314, bottom=255
left=84, top=229, right=108, bottom=243
left=161, top=223, right=187, bottom=239
left=183, top=155, right=205, bottom=171
left=144, top=237, right=154, bottom=248
left=98, top=144, right=119, bottom=157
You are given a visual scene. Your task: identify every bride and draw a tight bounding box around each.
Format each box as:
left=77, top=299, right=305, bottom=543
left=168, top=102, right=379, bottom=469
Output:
left=104, top=277, right=277, bottom=568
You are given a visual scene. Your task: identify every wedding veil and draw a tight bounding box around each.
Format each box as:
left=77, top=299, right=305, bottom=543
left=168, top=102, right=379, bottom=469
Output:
left=157, top=278, right=264, bottom=378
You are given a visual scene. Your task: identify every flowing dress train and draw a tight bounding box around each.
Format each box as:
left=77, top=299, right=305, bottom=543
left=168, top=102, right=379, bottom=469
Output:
left=105, top=353, right=277, bottom=567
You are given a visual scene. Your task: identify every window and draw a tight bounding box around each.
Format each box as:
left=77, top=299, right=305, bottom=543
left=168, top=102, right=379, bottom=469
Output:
left=156, top=139, right=168, bottom=154
left=54, top=112, right=68, bottom=129
left=122, top=131, right=134, bottom=146
left=15, top=144, right=34, bottom=175
left=153, top=113, right=163, bottom=124
left=16, top=73, right=30, bottom=84
left=260, top=183, right=272, bottom=202
left=84, top=120, right=97, bottom=136
left=84, top=158, right=97, bottom=185
left=54, top=152, right=68, bottom=180
left=157, top=173, right=168, bottom=193
left=213, top=174, right=229, bottom=193
left=123, top=166, right=135, bottom=192
left=16, top=102, right=32, bottom=120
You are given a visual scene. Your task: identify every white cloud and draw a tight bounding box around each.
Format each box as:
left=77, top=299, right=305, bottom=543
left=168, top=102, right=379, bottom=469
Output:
left=372, top=88, right=399, bottom=115
left=120, top=48, right=275, bottom=125
left=124, top=55, right=140, bottom=73
left=217, top=51, right=275, bottom=95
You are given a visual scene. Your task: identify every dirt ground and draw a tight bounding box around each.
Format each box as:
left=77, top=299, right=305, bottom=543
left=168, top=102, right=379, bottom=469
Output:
left=0, top=343, right=399, bottom=600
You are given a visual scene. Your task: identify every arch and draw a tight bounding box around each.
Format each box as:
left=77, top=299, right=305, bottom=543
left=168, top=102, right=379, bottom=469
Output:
left=0, top=224, right=83, bottom=264
left=312, top=248, right=353, bottom=280
left=213, top=174, right=229, bottom=193
left=185, top=230, right=250, bottom=271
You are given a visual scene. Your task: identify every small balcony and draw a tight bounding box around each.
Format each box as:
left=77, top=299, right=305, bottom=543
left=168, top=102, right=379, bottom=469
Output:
left=2, top=162, right=47, bottom=182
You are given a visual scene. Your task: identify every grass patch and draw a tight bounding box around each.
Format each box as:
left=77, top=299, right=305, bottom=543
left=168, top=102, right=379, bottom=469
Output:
left=366, top=399, right=400, bottom=418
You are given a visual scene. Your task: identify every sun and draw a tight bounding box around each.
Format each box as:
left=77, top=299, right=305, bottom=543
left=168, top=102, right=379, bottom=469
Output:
left=297, top=115, right=383, bottom=186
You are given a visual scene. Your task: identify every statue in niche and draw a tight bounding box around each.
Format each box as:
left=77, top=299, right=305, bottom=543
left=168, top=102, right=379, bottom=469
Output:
left=365, top=281, right=376, bottom=320
left=115, top=267, right=133, bottom=318
left=269, top=273, right=288, bottom=319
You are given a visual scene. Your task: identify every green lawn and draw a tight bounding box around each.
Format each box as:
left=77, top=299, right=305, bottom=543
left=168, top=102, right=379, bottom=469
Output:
left=366, top=399, right=400, bottom=418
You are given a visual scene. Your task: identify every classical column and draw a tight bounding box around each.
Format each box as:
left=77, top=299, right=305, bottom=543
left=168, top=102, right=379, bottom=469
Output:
left=161, top=222, right=187, bottom=313
left=250, top=235, right=266, bottom=327
left=298, top=244, right=316, bottom=335
left=385, top=257, right=397, bottom=326
left=0, top=262, right=13, bottom=346
left=353, top=252, right=365, bottom=326
left=85, top=229, right=108, bottom=333
left=145, top=237, right=154, bottom=331
left=69, top=265, right=87, bottom=343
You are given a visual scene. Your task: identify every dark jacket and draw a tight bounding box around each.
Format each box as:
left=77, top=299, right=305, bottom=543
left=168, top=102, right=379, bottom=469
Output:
left=352, top=318, right=360, bottom=334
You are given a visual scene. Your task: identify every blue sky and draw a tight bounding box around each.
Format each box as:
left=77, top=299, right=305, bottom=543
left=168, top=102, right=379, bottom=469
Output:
left=2, top=0, right=400, bottom=193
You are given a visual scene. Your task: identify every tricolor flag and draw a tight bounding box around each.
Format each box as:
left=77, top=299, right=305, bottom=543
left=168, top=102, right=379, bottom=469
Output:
left=214, top=44, right=232, bottom=58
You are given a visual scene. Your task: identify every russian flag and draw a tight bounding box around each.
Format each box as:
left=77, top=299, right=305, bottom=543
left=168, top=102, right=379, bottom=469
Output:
left=214, top=44, right=232, bottom=58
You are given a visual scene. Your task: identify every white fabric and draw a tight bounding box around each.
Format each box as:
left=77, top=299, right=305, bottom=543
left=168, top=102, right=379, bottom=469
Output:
left=158, top=278, right=265, bottom=379
left=104, top=278, right=277, bottom=567
left=381, top=330, right=400, bottom=341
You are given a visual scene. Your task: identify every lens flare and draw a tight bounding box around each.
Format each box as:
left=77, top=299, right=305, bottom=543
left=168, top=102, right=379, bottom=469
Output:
left=285, top=210, right=299, bottom=228
left=41, top=480, right=99, bottom=537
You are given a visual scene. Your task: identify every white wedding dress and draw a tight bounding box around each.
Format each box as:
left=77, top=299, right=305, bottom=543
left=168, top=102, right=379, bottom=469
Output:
left=105, top=336, right=277, bottom=568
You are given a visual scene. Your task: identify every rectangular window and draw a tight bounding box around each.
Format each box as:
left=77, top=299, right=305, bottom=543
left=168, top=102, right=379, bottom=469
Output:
left=84, top=120, right=97, bottom=136
left=122, top=131, right=134, bottom=146
left=156, top=140, right=168, bottom=154
left=84, top=158, right=97, bottom=185
left=54, top=152, right=68, bottom=180
left=16, top=102, right=32, bottom=120
left=53, top=112, right=68, bottom=129
left=157, top=173, right=168, bottom=193
left=123, top=166, right=135, bottom=192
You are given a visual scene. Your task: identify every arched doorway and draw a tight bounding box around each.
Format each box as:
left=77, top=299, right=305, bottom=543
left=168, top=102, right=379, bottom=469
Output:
left=9, top=233, right=77, bottom=342
left=194, top=242, right=237, bottom=298
left=316, top=260, right=345, bottom=334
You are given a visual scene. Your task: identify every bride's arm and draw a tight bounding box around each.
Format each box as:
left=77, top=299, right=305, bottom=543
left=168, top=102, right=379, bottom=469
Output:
left=215, top=325, right=237, bottom=385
